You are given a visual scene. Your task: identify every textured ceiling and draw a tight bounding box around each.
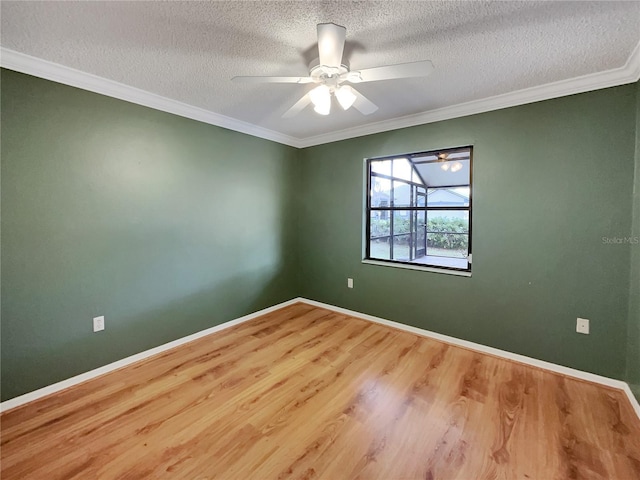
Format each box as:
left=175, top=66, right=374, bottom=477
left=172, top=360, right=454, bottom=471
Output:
left=2, top=1, right=639, bottom=141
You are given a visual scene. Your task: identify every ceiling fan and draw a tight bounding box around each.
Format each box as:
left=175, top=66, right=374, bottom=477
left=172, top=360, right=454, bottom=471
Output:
left=232, top=23, right=434, bottom=118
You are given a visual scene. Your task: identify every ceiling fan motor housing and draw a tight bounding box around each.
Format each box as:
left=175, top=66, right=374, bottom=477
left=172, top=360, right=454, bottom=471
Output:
left=232, top=23, right=431, bottom=117
left=309, top=60, right=350, bottom=89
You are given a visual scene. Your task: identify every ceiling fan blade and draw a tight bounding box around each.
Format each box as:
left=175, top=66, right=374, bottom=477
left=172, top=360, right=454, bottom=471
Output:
left=317, top=23, right=346, bottom=68
left=232, top=76, right=313, bottom=84
left=282, top=94, right=312, bottom=118
left=353, top=60, right=434, bottom=83
left=352, top=89, right=378, bottom=115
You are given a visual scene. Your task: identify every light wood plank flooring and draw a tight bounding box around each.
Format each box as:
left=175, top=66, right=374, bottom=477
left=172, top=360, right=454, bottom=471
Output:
left=2, top=303, right=639, bottom=479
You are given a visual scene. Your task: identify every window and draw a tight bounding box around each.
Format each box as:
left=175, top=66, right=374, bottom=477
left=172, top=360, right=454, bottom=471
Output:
left=365, top=146, right=472, bottom=272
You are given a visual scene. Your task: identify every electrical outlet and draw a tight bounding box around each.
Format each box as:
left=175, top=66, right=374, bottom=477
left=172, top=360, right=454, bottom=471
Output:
left=93, top=316, right=105, bottom=332
left=347, top=278, right=354, bottom=289
left=576, top=317, right=589, bottom=335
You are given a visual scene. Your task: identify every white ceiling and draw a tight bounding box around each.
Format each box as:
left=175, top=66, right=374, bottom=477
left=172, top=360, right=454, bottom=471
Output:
left=1, top=1, right=640, bottom=147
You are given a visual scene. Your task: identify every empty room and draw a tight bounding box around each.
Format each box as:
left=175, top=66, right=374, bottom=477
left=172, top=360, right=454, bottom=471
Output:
left=1, top=1, right=639, bottom=479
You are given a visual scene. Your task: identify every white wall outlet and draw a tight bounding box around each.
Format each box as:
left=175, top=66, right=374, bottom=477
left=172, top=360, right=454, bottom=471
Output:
left=347, top=278, right=354, bottom=289
left=576, top=317, right=589, bottom=335
left=93, top=316, right=105, bottom=332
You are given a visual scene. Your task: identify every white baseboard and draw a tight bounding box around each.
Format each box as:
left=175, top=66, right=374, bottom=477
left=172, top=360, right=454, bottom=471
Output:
left=297, top=298, right=640, bottom=420
left=2, top=296, right=638, bottom=421
left=0, top=298, right=301, bottom=413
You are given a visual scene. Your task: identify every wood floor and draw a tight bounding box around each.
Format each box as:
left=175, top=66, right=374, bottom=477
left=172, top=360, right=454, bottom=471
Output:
left=1, top=303, right=639, bottom=479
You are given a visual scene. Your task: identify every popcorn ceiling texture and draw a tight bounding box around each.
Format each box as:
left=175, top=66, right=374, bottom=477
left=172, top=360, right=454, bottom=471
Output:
left=2, top=1, right=639, bottom=139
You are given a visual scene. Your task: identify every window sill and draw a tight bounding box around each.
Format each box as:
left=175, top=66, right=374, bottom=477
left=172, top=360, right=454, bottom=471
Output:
left=362, top=259, right=472, bottom=277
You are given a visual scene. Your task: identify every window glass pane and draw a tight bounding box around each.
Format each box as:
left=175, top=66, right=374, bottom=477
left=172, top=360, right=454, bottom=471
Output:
left=427, top=211, right=469, bottom=234
left=426, top=233, right=469, bottom=258
left=416, top=210, right=426, bottom=229
left=412, top=154, right=438, bottom=162
left=415, top=210, right=426, bottom=255
left=370, top=176, right=391, bottom=207
left=393, top=210, right=412, bottom=235
left=365, top=147, right=472, bottom=272
left=370, top=239, right=390, bottom=259
left=370, top=211, right=390, bottom=238
left=393, top=234, right=411, bottom=261
left=426, top=210, right=469, bottom=259
left=370, top=244, right=390, bottom=262
left=369, top=211, right=390, bottom=260
left=414, top=158, right=470, bottom=188
left=392, top=158, right=412, bottom=182
left=393, top=181, right=412, bottom=207
left=371, top=159, right=391, bottom=176
left=391, top=210, right=412, bottom=261
left=427, top=187, right=470, bottom=207
left=445, top=150, right=471, bottom=160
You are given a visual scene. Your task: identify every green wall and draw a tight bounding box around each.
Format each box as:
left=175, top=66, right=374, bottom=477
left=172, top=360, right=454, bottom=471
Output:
left=298, top=84, right=637, bottom=380
left=1, top=69, right=299, bottom=401
left=2, top=67, right=639, bottom=403
left=628, top=80, right=640, bottom=400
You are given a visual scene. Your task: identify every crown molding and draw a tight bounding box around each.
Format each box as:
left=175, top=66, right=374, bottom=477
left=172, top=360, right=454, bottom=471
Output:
left=298, top=39, right=640, bottom=148
left=2, top=40, right=639, bottom=150
left=0, top=47, right=303, bottom=148
left=628, top=38, right=640, bottom=82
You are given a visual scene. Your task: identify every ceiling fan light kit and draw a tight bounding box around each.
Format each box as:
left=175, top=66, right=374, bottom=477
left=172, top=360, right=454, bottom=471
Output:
left=335, top=85, right=357, bottom=110
left=232, top=23, right=435, bottom=118
left=309, top=84, right=331, bottom=115
left=309, top=84, right=357, bottom=115
left=450, top=162, right=463, bottom=173
left=437, top=153, right=463, bottom=173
